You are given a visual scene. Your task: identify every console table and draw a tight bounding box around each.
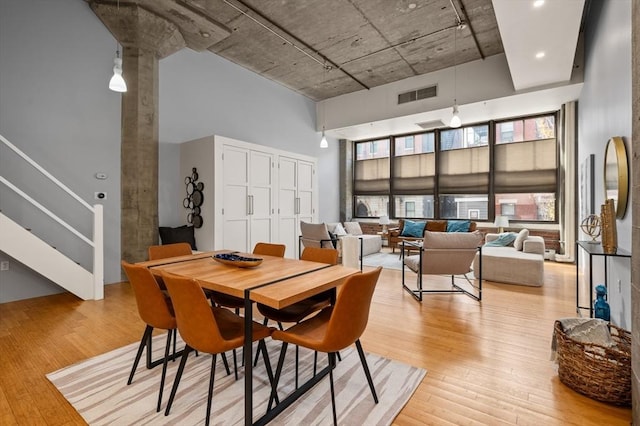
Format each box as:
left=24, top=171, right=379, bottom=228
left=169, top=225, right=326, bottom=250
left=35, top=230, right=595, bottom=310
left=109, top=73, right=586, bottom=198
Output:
left=575, top=241, right=631, bottom=318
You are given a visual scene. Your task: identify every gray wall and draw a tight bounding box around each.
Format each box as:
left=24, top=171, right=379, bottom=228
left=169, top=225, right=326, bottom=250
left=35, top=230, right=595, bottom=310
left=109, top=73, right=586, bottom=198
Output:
left=157, top=49, right=340, bottom=228
left=0, top=0, right=340, bottom=302
left=0, top=0, right=121, bottom=302
left=579, top=0, right=633, bottom=327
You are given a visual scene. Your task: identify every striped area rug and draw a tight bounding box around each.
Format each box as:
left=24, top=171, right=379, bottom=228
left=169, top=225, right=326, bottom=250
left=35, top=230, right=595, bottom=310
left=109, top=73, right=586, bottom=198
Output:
left=47, top=335, right=425, bottom=425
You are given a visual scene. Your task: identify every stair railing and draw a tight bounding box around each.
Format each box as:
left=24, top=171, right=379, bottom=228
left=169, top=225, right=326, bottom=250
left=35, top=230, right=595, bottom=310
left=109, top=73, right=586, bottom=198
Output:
left=0, top=134, right=103, bottom=299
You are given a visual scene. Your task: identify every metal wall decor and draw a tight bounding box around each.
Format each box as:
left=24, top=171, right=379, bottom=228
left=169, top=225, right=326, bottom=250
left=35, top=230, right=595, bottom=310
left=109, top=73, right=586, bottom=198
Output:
left=183, top=167, right=204, bottom=228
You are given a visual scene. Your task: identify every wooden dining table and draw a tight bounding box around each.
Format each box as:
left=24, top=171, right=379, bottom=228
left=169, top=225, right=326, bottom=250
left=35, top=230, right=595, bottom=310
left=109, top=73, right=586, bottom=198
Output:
left=137, top=249, right=360, bottom=426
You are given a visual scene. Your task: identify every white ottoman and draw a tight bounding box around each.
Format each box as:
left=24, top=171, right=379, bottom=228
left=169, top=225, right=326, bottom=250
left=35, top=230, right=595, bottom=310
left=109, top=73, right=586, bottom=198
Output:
left=475, top=246, right=544, bottom=286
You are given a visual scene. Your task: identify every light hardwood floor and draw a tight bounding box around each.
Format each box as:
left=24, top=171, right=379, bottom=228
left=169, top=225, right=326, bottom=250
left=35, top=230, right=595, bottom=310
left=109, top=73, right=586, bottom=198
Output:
left=0, top=259, right=631, bottom=425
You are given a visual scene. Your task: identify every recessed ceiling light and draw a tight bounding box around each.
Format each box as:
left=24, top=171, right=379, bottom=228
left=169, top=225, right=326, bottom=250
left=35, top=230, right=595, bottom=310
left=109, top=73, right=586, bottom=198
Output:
left=200, top=31, right=211, bottom=38
left=533, top=0, right=545, bottom=8
left=408, top=3, right=417, bottom=9
left=536, top=51, right=545, bottom=59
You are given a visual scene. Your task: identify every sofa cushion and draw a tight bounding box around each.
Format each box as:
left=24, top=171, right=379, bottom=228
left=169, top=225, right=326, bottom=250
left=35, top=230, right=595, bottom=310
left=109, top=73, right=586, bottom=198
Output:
left=514, top=229, right=530, bottom=251
left=159, top=225, right=197, bottom=250
left=446, top=220, right=471, bottom=232
left=484, top=232, right=517, bottom=247
left=426, top=220, right=447, bottom=232
left=423, top=230, right=482, bottom=249
left=333, top=223, right=348, bottom=236
left=343, top=222, right=363, bottom=235
left=401, top=220, right=426, bottom=237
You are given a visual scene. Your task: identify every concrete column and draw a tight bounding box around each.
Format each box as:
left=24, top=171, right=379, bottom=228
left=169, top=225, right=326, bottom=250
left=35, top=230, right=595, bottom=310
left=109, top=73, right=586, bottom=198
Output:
left=120, top=46, right=159, bottom=263
left=90, top=2, right=185, bottom=262
left=631, top=0, right=639, bottom=421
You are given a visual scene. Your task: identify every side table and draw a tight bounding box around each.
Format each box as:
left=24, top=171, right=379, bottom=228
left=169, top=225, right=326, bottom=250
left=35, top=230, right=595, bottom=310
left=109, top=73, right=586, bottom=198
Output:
left=576, top=241, right=631, bottom=318
left=376, top=231, right=388, bottom=247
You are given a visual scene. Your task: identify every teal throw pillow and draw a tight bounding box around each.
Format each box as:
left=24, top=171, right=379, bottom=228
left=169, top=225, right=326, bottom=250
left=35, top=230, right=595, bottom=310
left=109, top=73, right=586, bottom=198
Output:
left=446, top=220, right=471, bottom=232
left=484, top=232, right=517, bottom=247
left=401, top=220, right=426, bottom=238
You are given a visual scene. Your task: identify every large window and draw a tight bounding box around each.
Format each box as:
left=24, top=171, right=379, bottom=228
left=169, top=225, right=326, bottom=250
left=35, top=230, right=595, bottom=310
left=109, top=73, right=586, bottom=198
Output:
left=494, top=115, right=557, bottom=221
left=352, top=113, right=558, bottom=222
left=354, top=138, right=390, bottom=218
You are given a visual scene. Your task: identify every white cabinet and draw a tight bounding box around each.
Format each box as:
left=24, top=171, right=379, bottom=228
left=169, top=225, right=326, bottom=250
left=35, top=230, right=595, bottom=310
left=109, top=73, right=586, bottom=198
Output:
left=220, top=145, right=275, bottom=253
left=277, top=156, right=315, bottom=258
left=180, top=135, right=317, bottom=254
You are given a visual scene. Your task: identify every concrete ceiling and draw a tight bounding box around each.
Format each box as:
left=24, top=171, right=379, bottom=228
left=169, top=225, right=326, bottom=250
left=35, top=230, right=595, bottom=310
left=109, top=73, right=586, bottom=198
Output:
left=89, top=0, right=505, bottom=101
left=89, top=0, right=586, bottom=139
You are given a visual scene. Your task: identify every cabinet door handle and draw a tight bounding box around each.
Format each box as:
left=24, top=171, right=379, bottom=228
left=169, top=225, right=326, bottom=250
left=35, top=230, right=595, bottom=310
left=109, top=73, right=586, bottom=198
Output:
left=250, top=195, right=254, bottom=215
left=247, top=195, right=251, bottom=216
left=296, top=197, right=300, bottom=215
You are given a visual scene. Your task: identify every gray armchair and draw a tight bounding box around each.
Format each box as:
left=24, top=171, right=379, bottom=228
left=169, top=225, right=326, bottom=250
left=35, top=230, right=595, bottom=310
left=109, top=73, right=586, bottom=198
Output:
left=402, top=230, right=483, bottom=301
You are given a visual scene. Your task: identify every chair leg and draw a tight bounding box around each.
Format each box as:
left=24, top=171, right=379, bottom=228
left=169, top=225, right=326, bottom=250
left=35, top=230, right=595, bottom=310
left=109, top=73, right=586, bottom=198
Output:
left=165, top=345, right=193, bottom=416
left=232, top=348, right=238, bottom=381
left=328, top=352, right=338, bottom=426
left=355, top=339, right=378, bottom=403
left=127, top=325, right=153, bottom=385
left=172, top=328, right=177, bottom=360
left=220, top=352, right=231, bottom=376
left=156, top=329, right=173, bottom=412
left=295, top=345, right=299, bottom=389
left=258, top=339, right=279, bottom=405
left=205, top=354, right=217, bottom=426
left=313, top=351, right=318, bottom=376
left=268, top=342, right=288, bottom=411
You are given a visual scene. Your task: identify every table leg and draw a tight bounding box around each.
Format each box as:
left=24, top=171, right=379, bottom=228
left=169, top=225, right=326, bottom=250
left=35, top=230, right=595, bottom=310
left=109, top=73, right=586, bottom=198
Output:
left=589, top=253, right=593, bottom=318
left=575, top=243, right=580, bottom=315
left=244, top=290, right=253, bottom=426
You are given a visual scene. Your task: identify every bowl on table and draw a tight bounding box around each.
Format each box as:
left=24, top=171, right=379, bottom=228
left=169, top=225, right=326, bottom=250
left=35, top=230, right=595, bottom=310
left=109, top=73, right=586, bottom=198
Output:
left=213, top=252, right=263, bottom=268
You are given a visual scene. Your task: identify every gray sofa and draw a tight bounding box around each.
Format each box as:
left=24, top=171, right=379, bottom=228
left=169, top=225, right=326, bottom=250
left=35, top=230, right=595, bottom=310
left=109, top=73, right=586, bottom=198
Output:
left=474, top=230, right=545, bottom=286
left=326, top=222, right=382, bottom=257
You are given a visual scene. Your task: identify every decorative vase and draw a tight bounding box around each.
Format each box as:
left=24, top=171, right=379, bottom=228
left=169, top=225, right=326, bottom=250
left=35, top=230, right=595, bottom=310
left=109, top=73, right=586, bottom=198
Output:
left=600, top=199, right=617, bottom=253
left=594, top=284, right=610, bottom=322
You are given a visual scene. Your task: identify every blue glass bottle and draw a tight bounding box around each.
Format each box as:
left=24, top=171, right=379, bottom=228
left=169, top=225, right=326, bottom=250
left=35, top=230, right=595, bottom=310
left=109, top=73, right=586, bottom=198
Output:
left=594, top=284, right=610, bottom=321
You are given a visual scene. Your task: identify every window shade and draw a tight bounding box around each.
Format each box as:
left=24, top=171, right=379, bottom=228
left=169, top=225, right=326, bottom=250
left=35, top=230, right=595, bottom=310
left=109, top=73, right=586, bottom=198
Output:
left=494, top=139, right=556, bottom=192
left=354, top=157, right=390, bottom=193
left=393, top=153, right=435, bottom=193
left=439, top=146, right=489, bottom=193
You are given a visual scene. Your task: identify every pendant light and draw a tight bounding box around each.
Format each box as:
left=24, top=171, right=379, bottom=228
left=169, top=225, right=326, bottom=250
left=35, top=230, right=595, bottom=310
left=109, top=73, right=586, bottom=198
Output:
left=109, top=48, right=127, bottom=92
left=320, top=127, right=328, bottom=148
left=320, top=63, right=330, bottom=148
left=108, top=0, right=127, bottom=93
left=449, top=23, right=461, bottom=128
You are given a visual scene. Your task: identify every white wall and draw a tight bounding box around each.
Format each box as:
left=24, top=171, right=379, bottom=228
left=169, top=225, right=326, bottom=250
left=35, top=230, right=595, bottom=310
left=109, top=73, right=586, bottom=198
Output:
left=158, top=49, right=340, bottom=226
left=578, top=0, right=632, bottom=328
left=0, top=0, right=121, bottom=302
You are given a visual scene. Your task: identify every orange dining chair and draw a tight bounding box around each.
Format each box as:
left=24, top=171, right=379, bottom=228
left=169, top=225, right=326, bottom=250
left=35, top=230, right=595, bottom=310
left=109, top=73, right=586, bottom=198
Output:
left=269, top=266, right=382, bottom=425
left=255, top=247, right=339, bottom=386
left=121, top=261, right=185, bottom=413
left=161, top=272, right=275, bottom=426
left=146, top=242, right=234, bottom=376
left=148, top=242, right=192, bottom=261
left=258, top=246, right=338, bottom=327
left=147, top=242, right=193, bottom=293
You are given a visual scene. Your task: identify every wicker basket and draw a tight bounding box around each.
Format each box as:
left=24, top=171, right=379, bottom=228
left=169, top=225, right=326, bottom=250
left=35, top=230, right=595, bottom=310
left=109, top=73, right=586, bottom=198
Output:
left=554, top=320, right=631, bottom=405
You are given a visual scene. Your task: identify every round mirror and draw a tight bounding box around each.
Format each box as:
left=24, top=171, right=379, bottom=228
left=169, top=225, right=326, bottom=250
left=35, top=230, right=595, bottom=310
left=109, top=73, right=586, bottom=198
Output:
left=603, top=136, right=629, bottom=219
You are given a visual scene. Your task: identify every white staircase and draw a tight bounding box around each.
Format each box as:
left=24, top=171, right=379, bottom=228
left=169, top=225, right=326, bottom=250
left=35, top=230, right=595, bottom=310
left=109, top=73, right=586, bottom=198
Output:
left=0, top=213, right=101, bottom=300
left=0, top=134, right=104, bottom=300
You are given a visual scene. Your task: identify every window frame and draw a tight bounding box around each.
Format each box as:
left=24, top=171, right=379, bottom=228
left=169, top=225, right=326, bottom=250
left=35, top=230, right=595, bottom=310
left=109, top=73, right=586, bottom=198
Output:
left=351, top=112, right=559, bottom=223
